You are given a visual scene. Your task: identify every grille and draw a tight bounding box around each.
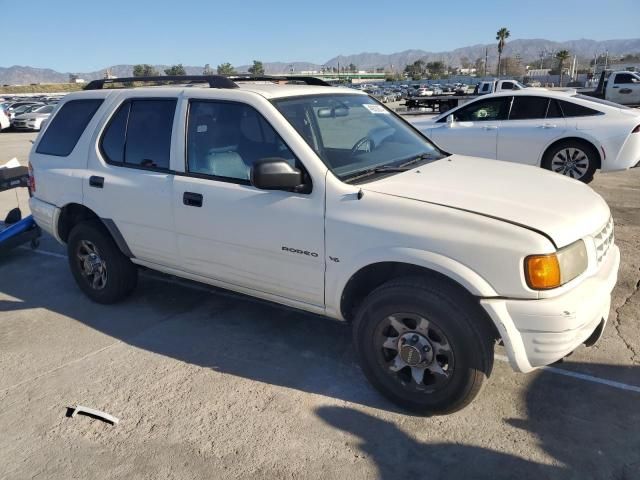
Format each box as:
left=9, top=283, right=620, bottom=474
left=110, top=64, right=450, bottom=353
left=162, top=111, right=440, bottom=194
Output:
left=593, top=216, right=614, bottom=264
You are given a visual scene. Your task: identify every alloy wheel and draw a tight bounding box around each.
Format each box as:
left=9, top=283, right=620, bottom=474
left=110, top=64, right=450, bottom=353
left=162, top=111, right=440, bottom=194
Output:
left=375, top=313, right=455, bottom=393
left=551, top=147, right=589, bottom=179
left=76, top=239, right=107, bottom=290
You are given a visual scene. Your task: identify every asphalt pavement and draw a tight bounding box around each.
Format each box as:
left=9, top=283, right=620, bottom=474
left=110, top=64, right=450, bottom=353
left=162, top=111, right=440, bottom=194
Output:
left=0, top=130, right=638, bottom=480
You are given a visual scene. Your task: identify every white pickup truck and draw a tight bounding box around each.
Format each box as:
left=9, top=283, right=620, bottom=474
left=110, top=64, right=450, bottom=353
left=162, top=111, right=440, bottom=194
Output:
left=582, top=69, right=640, bottom=106
left=28, top=75, right=619, bottom=414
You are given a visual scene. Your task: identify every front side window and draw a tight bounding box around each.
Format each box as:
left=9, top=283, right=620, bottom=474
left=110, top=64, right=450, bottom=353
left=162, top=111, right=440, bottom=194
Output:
left=614, top=73, right=637, bottom=84
left=186, top=101, right=297, bottom=182
left=36, top=99, right=103, bottom=157
left=274, top=94, right=442, bottom=182
left=452, top=97, right=510, bottom=122
left=100, top=99, right=176, bottom=169
left=509, top=96, right=548, bottom=120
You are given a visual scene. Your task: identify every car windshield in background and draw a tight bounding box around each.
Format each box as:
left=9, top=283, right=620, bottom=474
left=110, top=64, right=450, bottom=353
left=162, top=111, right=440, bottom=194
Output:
left=274, top=94, right=442, bottom=182
left=573, top=94, right=632, bottom=110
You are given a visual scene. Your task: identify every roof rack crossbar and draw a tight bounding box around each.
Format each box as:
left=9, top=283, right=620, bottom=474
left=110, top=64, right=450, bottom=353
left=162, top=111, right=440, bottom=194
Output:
left=230, top=75, right=331, bottom=86
left=84, top=75, right=239, bottom=90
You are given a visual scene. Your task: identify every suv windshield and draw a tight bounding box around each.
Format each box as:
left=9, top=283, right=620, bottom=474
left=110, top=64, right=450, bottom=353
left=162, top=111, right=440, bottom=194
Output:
left=273, top=94, right=442, bottom=182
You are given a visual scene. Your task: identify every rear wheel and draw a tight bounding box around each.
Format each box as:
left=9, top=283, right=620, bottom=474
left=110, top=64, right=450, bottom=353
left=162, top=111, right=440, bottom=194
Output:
left=67, top=221, right=137, bottom=304
left=542, top=140, right=598, bottom=183
left=353, top=277, right=494, bottom=414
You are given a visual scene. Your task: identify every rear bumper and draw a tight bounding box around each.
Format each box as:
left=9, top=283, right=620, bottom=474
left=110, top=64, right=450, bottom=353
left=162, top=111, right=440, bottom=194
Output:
left=29, top=197, right=62, bottom=243
left=481, top=244, right=620, bottom=373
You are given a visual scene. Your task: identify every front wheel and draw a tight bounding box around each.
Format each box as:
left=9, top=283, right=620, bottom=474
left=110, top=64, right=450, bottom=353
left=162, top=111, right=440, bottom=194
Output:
left=353, top=277, right=494, bottom=414
left=542, top=140, right=598, bottom=183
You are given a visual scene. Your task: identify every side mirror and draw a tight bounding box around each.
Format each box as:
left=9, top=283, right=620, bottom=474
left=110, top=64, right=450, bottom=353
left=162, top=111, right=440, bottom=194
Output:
left=446, top=114, right=455, bottom=126
left=251, top=158, right=304, bottom=191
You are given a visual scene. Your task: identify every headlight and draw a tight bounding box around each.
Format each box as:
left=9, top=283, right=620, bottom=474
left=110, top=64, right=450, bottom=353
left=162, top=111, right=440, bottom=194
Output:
left=524, top=240, right=588, bottom=290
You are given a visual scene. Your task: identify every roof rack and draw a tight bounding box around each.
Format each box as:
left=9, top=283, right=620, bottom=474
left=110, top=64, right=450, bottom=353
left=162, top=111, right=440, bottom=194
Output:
left=230, top=75, right=332, bottom=86
left=84, top=75, right=239, bottom=90
left=83, top=74, right=332, bottom=91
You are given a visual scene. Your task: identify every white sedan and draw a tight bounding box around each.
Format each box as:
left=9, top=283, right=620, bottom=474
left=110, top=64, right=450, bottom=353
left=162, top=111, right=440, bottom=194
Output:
left=12, top=104, right=55, bottom=131
left=410, top=90, right=640, bottom=182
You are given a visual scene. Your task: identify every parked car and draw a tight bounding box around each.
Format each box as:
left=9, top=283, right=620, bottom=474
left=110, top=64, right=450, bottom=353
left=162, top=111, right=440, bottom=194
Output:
left=12, top=104, right=55, bottom=131
left=411, top=90, right=640, bottom=182
left=582, top=69, right=640, bottom=106
left=415, top=87, right=434, bottom=97
left=8, top=103, right=44, bottom=122
left=29, top=75, right=619, bottom=414
left=0, top=106, right=10, bottom=131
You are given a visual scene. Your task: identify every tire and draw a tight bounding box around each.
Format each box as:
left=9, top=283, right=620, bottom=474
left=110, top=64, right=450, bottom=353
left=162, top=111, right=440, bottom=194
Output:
left=353, top=276, right=494, bottom=414
left=67, top=220, right=138, bottom=304
left=541, top=140, right=598, bottom=183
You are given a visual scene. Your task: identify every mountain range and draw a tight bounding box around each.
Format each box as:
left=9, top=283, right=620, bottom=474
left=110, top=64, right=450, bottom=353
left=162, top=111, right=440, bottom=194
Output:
left=2, top=38, right=639, bottom=85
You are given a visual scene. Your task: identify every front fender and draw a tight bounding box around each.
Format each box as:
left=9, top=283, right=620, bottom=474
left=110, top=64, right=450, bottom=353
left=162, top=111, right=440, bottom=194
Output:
left=325, top=246, right=498, bottom=320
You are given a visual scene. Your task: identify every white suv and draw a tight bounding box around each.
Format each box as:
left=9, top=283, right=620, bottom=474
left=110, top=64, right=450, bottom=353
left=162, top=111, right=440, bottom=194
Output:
left=28, top=75, right=620, bottom=414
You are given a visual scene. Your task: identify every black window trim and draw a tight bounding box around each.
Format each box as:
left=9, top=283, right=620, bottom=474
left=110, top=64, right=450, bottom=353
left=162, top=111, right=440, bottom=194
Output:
left=183, top=97, right=313, bottom=194
left=98, top=97, right=178, bottom=173
left=35, top=98, right=104, bottom=157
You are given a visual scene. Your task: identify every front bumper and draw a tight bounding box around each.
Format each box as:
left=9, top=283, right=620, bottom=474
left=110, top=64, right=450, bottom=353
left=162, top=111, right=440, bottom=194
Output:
left=481, top=244, right=620, bottom=373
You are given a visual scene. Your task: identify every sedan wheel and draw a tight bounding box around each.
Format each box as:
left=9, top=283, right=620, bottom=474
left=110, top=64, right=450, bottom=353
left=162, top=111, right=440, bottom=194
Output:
left=551, top=147, right=590, bottom=179
left=542, top=141, right=598, bottom=183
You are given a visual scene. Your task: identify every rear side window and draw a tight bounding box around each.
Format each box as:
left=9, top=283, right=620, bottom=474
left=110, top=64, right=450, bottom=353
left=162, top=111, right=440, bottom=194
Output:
left=100, top=99, right=176, bottom=170
left=558, top=100, right=601, bottom=118
left=509, top=96, right=548, bottom=120
left=36, top=99, right=103, bottom=156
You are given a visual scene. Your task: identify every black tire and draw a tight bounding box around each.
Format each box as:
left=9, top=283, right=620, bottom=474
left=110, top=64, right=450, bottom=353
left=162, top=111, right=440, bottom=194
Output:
left=67, top=220, right=138, bottom=304
left=353, top=277, right=494, bottom=414
left=542, top=140, right=598, bottom=183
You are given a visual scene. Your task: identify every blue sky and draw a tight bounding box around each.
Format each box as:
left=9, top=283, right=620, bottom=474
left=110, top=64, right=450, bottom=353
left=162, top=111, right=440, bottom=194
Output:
left=3, top=0, right=638, bottom=71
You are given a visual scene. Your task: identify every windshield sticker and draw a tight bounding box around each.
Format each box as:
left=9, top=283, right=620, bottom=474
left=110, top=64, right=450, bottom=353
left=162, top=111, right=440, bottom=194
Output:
left=363, top=104, right=390, bottom=114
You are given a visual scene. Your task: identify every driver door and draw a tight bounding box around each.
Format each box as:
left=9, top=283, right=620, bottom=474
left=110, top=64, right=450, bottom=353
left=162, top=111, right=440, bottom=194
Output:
left=430, top=97, right=512, bottom=159
left=172, top=98, right=326, bottom=307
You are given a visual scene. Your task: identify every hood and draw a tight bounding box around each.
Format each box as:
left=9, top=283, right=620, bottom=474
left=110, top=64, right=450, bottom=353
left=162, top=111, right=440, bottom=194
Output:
left=362, top=155, right=610, bottom=248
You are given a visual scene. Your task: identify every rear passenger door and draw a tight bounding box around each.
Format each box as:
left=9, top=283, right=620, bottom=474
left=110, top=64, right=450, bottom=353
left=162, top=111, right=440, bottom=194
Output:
left=496, top=96, right=567, bottom=165
left=84, top=95, right=180, bottom=267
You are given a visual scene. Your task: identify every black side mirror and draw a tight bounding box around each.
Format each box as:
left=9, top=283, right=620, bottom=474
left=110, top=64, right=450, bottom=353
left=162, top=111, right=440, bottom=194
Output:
left=251, top=158, right=304, bottom=191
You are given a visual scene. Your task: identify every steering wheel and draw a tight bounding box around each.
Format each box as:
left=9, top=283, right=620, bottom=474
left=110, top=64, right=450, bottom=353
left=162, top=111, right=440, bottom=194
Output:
left=350, top=136, right=373, bottom=156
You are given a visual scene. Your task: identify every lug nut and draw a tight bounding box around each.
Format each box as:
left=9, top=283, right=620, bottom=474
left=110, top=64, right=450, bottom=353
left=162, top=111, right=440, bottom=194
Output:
left=411, top=335, right=419, bottom=343
left=423, top=345, right=431, bottom=353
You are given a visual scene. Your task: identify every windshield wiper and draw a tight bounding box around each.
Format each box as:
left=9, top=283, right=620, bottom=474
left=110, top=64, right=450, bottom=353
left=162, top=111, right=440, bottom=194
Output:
left=345, top=153, right=436, bottom=183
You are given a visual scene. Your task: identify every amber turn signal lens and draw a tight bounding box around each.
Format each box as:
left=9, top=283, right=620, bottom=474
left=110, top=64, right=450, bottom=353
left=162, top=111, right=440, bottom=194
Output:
left=525, top=254, right=561, bottom=290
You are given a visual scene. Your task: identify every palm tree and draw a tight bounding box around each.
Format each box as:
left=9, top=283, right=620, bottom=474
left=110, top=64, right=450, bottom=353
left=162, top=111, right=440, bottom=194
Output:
left=556, top=50, right=570, bottom=86
left=496, top=28, right=510, bottom=76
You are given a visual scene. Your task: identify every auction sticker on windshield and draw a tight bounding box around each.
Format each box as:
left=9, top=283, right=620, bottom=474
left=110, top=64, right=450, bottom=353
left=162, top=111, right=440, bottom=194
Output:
left=363, top=104, right=390, bottom=114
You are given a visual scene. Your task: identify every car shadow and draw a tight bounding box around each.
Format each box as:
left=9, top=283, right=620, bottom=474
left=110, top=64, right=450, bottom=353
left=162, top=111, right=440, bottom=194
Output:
left=316, top=361, right=640, bottom=479
left=0, top=249, right=392, bottom=410
left=1, top=250, right=639, bottom=479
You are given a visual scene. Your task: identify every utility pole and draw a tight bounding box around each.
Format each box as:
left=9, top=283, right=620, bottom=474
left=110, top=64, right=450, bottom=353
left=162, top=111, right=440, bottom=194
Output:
left=484, top=47, right=488, bottom=78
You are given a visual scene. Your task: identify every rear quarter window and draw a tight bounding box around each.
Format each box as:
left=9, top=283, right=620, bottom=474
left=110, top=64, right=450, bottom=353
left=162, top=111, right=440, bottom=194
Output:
left=36, top=99, right=103, bottom=156
left=558, top=100, right=602, bottom=117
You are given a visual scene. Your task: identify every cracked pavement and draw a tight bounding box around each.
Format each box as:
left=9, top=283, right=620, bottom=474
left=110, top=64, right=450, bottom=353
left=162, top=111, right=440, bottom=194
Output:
left=1, top=131, right=639, bottom=479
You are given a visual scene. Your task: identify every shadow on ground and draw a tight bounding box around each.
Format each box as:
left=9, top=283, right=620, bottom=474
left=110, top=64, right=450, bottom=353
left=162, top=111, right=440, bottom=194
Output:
left=317, top=361, right=640, bottom=479
left=1, top=250, right=639, bottom=478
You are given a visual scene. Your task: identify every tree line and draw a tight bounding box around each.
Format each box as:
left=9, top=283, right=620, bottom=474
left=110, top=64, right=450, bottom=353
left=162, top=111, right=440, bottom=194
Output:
left=131, top=60, right=265, bottom=77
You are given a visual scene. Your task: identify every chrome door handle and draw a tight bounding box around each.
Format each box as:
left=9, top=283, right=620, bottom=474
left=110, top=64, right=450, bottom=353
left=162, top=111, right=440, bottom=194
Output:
left=539, top=124, right=557, bottom=129
left=483, top=125, right=498, bottom=130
